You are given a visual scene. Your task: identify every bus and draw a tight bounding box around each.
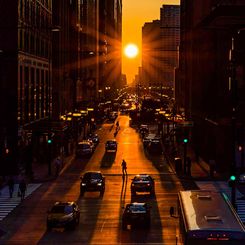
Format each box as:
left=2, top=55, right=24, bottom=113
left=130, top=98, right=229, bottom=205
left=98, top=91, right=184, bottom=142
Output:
left=174, top=190, right=245, bottom=245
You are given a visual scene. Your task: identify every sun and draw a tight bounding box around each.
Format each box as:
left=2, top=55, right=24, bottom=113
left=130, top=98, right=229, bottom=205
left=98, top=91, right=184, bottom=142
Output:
left=124, top=43, right=138, bottom=58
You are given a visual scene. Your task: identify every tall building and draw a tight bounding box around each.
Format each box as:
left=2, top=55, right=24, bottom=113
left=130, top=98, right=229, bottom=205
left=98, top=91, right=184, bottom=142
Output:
left=142, top=20, right=161, bottom=87
left=176, top=0, right=245, bottom=172
left=52, top=0, right=78, bottom=119
left=0, top=0, right=53, bottom=174
left=99, top=0, right=122, bottom=100
left=160, top=5, right=180, bottom=89
left=141, top=5, right=180, bottom=98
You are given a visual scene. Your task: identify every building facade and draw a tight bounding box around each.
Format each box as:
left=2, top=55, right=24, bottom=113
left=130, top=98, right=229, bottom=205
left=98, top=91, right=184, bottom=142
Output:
left=160, top=5, right=180, bottom=90
left=176, top=0, right=245, bottom=172
left=0, top=0, right=53, bottom=174
left=141, top=5, right=180, bottom=98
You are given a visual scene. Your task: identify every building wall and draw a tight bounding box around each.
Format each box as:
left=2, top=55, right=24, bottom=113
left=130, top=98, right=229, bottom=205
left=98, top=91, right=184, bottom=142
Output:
left=0, top=0, right=53, bottom=174
left=178, top=0, right=245, bottom=172
left=160, top=5, right=180, bottom=88
left=142, top=20, right=161, bottom=87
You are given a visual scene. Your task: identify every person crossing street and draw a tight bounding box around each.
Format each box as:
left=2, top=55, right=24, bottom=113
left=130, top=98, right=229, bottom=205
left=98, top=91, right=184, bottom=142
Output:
left=121, top=159, right=127, bottom=176
left=19, top=178, right=27, bottom=201
left=7, top=176, right=14, bottom=198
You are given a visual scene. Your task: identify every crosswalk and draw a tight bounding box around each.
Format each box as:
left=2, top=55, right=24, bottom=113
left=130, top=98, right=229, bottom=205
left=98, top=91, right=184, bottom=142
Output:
left=196, top=181, right=245, bottom=223
left=0, top=183, right=41, bottom=221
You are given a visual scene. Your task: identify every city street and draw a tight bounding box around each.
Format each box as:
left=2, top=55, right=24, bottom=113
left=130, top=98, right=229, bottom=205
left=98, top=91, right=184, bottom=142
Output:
left=0, top=115, right=187, bottom=244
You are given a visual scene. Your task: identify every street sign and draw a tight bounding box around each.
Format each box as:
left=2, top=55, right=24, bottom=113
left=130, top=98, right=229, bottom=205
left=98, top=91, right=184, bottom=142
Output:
left=178, top=121, right=194, bottom=127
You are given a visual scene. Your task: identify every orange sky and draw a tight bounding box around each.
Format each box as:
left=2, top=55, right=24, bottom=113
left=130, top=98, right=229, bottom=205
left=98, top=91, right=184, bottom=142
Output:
left=122, top=0, right=180, bottom=84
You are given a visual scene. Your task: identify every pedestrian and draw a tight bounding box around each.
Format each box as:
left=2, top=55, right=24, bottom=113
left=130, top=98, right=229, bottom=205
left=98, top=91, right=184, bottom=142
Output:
left=121, top=159, right=127, bottom=176
left=54, top=156, right=62, bottom=177
left=19, top=178, right=27, bottom=201
left=7, top=176, right=15, bottom=198
left=116, top=121, right=120, bottom=130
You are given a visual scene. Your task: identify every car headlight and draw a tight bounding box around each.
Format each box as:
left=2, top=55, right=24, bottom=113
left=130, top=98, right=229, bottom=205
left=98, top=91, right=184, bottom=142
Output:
left=97, top=183, right=102, bottom=186
left=81, top=183, right=86, bottom=186
left=131, top=183, right=135, bottom=186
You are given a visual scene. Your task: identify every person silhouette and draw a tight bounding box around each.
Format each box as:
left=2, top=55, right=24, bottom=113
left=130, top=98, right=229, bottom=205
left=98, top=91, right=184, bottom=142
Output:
left=7, top=176, right=14, bottom=198
left=19, top=178, right=27, bottom=201
left=121, top=159, right=127, bottom=176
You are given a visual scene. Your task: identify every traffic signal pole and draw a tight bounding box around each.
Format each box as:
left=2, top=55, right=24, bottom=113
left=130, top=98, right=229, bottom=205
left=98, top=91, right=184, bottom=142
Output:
left=230, top=35, right=238, bottom=209
left=183, top=138, right=188, bottom=175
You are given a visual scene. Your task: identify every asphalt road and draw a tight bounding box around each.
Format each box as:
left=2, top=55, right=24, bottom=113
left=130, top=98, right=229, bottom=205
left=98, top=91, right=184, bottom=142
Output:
left=0, top=115, right=187, bottom=245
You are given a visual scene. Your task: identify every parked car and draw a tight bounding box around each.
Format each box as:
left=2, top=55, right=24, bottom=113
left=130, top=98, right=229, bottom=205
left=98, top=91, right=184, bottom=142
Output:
left=76, top=140, right=94, bottom=157
left=122, top=202, right=151, bottom=230
left=147, top=139, right=163, bottom=154
left=105, top=139, right=117, bottom=152
left=46, top=201, right=80, bottom=231
left=238, top=173, right=245, bottom=185
left=87, top=133, right=100, bottom=145
left=139, top=124, right=149, bottom=135
left=108, top=111, right=118, bottom=121
left=131, top=174, right=155, bottom=196
left=80, top=171, right=105, bottom=196
left=142, top=133, right=157, bottom=147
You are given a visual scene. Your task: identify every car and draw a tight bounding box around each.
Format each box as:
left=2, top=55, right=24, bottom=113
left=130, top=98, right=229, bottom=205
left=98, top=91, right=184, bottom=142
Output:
left=147, top=139, right=163, bottom=154
left=139, top=124, right=149, bottom=135
left=76, top=140, right=94, bottom=157
left=238, top=173, right=245, bottom=185
left=87, top=133, right=100, bottom=145
left=142, top=133, right=157, bottom=148
left=131, top=174, right=155, bottom=196
left=122, top=202, right=151, bottom=230
left=105, top=139, right=117, bottom=152
left=108, top=111, right=118, bottom=121
left=80, top=171, right=105, bottom=196
left=46, top=201, right=80, bottom=231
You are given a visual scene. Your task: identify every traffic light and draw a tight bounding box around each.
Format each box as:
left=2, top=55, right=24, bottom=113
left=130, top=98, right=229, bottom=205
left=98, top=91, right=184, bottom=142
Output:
left=228, top=175, right=237, bottom=187
left=47, top=133, right=54, bottom=144
left=183, top=138, right=188, bottom=143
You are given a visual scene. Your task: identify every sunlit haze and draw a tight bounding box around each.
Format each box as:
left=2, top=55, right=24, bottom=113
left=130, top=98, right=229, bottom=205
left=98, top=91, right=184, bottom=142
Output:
left=122, top=0, right=180, bottom=84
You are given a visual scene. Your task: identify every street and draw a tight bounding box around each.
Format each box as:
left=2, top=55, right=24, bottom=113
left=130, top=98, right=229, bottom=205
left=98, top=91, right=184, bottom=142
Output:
left=0, top=115, right=187, bottom=244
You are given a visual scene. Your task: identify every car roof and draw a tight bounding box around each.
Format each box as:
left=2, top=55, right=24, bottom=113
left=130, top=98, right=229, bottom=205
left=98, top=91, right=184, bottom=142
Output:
left=135, top=174, right=151, bottom=178
left=84, top=171, right=101, bottom=174
left=128, top=202, right=147, bottom=207
left=54, top=201, right=76, bottom=206
left=78, top=140, right=91, bottom=145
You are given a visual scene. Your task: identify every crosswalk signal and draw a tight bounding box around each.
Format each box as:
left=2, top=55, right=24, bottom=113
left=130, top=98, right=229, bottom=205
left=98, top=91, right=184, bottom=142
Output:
left=228, top=175, right=236, bottom=187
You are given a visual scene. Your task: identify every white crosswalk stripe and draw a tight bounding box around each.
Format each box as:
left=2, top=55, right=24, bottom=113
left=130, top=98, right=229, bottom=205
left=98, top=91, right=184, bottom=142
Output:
left=196, top=181, right=245, bottom=223
left=0, top=183, right=41, bottom=221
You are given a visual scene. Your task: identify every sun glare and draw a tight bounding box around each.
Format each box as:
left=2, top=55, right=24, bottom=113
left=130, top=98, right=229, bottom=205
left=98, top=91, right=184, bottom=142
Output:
left=124, top=43, right=138, bottom=58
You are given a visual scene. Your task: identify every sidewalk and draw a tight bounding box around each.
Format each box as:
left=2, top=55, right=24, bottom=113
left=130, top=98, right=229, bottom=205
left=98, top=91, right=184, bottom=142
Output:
left=164, top=142, right=227, bottom=181
left=30, top=153, right=74, bottom=183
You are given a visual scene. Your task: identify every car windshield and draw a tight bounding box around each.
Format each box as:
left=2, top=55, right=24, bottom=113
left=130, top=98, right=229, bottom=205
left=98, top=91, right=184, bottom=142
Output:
left=134, top=176, right=150, bottom=181
left=107, top=141, right=116, bottom=144
left=51, top=205, right=73, bottom=214
left=84, top=172, right=101, bottom=180
left=78, top=143, right=90, bottom=149
left=128, top=204, right=146, bottom=212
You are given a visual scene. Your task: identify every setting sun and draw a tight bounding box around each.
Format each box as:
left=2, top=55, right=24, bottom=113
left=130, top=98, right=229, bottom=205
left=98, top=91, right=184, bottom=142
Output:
left=124, top=43, right=139, bottom=58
